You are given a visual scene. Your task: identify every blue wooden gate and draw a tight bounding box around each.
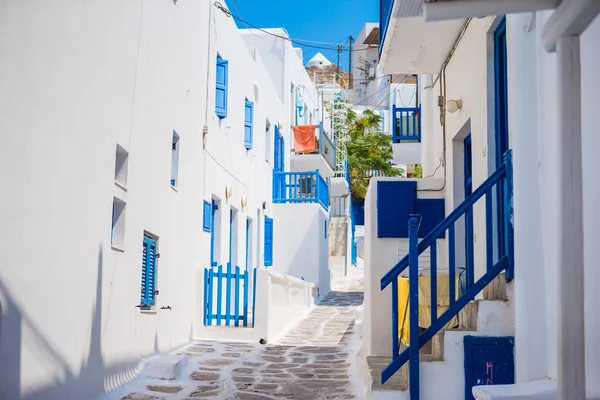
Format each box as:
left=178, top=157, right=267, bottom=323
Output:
left=204, top=263, right=250, bottom=326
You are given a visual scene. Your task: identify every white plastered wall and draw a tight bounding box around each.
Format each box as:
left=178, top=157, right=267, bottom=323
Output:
left=0, top=0, right=211, bottom=398
left=272, top=204, right=330, bottom=299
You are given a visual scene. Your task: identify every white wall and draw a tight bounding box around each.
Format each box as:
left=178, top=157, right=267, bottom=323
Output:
left=273, top=204, right=330, bottom=299
left=363, top=178, right=444, bottom=356
left=0, top=0, right=210, bottom=398
left=253, top=268, right=317, bottom=343
left=507, top=11, right=600, bottom=395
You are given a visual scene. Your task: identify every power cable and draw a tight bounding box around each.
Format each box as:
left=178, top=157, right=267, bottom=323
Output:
left=214, top=2, right=373, bottom=52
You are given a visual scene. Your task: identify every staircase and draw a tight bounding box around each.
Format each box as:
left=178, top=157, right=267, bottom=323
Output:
left=329, top=216, right=347, bottom=257
left=378, top=151, right=514, bottom=400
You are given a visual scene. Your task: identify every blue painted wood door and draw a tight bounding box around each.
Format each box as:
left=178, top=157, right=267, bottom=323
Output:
left=464, top=336, right=515, bottom=399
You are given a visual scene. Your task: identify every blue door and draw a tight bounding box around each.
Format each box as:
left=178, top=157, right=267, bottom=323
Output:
left=494, top=17, right=509, bottom=259
left=464, top=134, right=474, bottom=288
left=464, top=336, right=515, bottom=399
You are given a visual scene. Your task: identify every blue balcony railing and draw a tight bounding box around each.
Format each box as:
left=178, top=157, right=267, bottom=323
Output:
left=273, top=170, right=329, bottom=211
left=392, top=105, right=421, bottom=143
left=380, top=0, right=395, bottom=55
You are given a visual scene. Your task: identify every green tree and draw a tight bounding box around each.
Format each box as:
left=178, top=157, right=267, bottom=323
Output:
left=344, top=108, right=403, bottom=201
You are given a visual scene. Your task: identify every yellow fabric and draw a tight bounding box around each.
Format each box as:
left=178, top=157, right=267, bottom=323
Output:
left=397, top=273, right=460, bottom=345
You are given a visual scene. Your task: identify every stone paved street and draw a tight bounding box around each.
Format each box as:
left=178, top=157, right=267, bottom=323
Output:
left=115, top=289, right=365, bottom=400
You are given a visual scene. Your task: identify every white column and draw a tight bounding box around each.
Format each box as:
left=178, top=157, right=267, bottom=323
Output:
left=556, top=35, right=585, bottom=400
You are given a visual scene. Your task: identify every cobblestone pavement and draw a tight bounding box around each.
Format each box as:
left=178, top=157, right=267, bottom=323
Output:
left=117, top=290, right=365, bottom=400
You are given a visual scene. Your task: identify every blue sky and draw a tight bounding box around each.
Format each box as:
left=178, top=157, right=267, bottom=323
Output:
left=228, top=0, right=378, bottom=69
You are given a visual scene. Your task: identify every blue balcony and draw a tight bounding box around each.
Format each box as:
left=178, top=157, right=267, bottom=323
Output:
left=291, top=126, right=336, bottom=178
left=273, top=171, right=329, bottom=211
left=392, top=106, right=421, bottom=143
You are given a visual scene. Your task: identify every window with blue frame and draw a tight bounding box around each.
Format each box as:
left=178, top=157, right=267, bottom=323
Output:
left=264, top=217, right=273, bottom=267
left=215, top=56, right=228, bottom=119
left=140, top=234, right=158, bottom=308
left=203, top=200, right=211, bottom=232
left=244, top=99, right=254, bottom=150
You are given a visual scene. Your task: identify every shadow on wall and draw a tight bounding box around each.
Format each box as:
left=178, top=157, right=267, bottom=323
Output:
left=0, top=246, right=140, bottom=400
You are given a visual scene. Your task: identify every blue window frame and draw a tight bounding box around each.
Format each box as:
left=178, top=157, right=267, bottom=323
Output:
left=264, top=217, right=273, bottom=267
left=494, top=17, right=508, bottom=259
left=216, top=56, right=228, bottom=119
left=141, top=234, right=158, bottom=307
left=203, top=200, right=211, bottom=232
left=464, top=134, right=474, bottom=288
left=210, top=200, right=219, bottom=267
left=244, top=99, right=254, bottom=150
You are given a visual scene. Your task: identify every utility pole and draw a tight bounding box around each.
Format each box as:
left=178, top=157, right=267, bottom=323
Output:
left=336, top=44, right=342, bottom=85
left=348, top=36, right=354, bottom=89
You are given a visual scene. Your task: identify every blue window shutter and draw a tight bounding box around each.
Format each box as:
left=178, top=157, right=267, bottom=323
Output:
left=203, top=201, right=211, bottom=232
left=264, top=217, right=273, bottom=266
left=377, top=181, right=417, bottom=238
left=278, top=134, right=285, bottom=172
left=244, top=100, right=254, bottom=150
left=215, top=57, right=228, bottom=119
left=273, top=126, right=279, bottom=171
left=141, top=235, right=158, bottom=306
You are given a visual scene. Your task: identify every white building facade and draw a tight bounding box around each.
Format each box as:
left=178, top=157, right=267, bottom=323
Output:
left=0, top=1, right=329, bottom=399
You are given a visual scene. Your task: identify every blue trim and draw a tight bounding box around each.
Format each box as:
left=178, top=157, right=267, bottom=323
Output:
left=244, top=99, right=254, bottom=150
left=210, top=200, right=218, bottom=267
left=379, top=0, right=395, bottom=57
left=252, top=267, right=257, bottom=327
left=494, top=17, right=509, bottom=260
left=464, top=134, right=474, bottom=289
left=203, top=200, right=211, bottom=232
left=464, top=336, right=515, bottom=399
left=216, top=57, right=228, bottom=119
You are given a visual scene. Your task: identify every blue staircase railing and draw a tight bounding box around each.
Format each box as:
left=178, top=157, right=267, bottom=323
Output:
left=380, top=151, right=514, bottom=398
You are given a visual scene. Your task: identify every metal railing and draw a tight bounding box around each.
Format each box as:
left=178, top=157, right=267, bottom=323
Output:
left=380, top=151, right=514, bottom=399
left=392, top=106, right=421, bottom=143
left=273, top=170, right=329, bottom=211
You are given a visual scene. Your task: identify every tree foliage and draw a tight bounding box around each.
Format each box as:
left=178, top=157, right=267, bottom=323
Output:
left=344, top=108, right=403, bottom=201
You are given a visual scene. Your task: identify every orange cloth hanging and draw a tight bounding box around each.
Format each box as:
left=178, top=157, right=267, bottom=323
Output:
left=293, top=125, right=317, bottom=153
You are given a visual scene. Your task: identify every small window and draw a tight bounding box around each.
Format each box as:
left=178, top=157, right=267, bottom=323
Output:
left=111, top=197, right=126, bottom=250
left=324, top=221, right=328, bottom=239
left=244, top=99, right=254, bottom=150
left=114, top=144, right=129, bottom=189
left=140, top=233, right=158, bottom=308
left=171, top=131, right=180, bottom=187
left=216, top=56, right=229, bottom=119
left=203, top=200, right=211, bottom=232
left=264, top=217, right=273, bottom=267
left=265, top=119, right=271, bottom=164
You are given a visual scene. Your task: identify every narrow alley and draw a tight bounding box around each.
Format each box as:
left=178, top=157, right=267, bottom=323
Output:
left=113, top=282, right=365, bottom=400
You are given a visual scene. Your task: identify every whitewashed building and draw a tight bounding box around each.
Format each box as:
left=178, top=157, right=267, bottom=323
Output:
left=0, top=1, right=329, bottom=399
left=362, top=0, right=600, bottom=399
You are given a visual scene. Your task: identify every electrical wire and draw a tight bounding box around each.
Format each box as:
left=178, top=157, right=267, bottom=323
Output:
left=214, top=2, right=373, bottom=52
left=349, top=74, right=406, bottom=110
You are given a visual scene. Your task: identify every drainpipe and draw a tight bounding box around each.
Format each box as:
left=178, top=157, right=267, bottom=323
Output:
left=556, top=35, right=585, bottom=400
